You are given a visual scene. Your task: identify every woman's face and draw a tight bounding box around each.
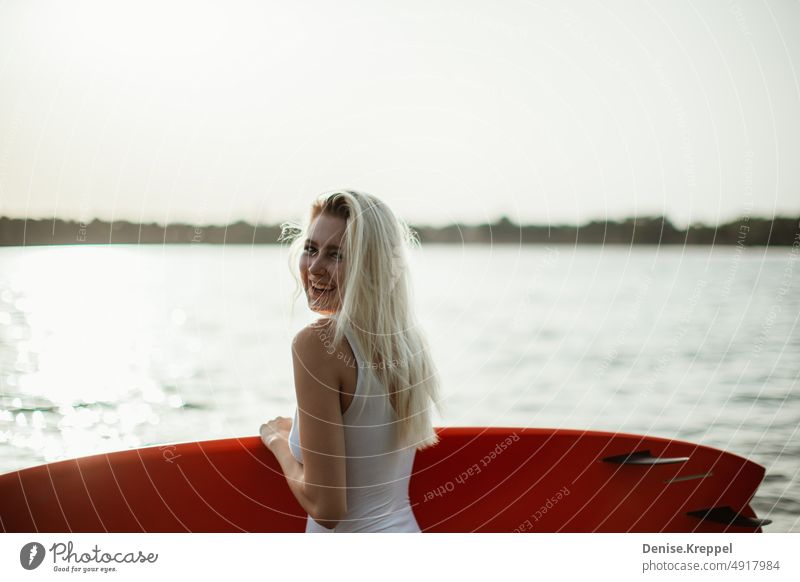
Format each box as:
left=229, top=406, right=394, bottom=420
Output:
left=300, top=213, right=347, bottom=315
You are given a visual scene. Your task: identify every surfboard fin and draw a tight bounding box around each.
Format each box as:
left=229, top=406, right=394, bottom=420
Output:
left=602, top=449, right=690, bottom=465
left=687, top=506, right=772, bottom=528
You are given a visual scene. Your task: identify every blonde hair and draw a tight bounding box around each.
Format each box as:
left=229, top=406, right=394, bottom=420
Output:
left=280, top=189, right=443, bottom=450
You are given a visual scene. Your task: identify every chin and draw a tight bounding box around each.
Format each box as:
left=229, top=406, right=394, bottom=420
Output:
left=306, top=299, right=333, bottom=315
left=312, top=305, right=337, bottom=316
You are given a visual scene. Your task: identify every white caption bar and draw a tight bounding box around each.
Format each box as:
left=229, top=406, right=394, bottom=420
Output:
left=1, top=533, right=797, bottom=581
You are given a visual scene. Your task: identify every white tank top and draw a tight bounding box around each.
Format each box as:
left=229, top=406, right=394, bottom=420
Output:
left=287, top=323, right=421, bottom=533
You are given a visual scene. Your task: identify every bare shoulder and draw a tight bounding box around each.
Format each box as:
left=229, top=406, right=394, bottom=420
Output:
left=291, top=318, right=338, bottom=362
left=291, top=319, right=342, bottom=411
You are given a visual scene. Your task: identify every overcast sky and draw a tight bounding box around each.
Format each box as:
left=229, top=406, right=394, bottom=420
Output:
left=0, top=0, right=798, bottom=228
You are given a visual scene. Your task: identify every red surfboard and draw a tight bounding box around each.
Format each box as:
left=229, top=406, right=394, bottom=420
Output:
left=0, top=427, right=770, bottom=532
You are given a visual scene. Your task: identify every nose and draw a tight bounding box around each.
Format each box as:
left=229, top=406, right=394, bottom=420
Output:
left=309, top=253, right=328, bottom=278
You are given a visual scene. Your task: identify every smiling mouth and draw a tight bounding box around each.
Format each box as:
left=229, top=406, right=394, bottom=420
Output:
left=309, top=283, right=335, bottom=296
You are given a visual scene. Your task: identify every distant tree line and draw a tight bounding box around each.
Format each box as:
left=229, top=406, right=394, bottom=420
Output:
left=1, top=214, right=798, bottom=246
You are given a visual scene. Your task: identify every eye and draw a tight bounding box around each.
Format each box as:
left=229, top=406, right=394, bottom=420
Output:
left=331, top=251, right=342, bottom=260
left=303, top=244, right=317, bottom=255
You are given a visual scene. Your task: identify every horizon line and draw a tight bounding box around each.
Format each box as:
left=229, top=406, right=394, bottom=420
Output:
left=2, top=213, right=799, bottom=230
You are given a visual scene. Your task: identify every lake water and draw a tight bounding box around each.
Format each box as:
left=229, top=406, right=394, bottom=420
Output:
left=0, top=243, right=798, bottom=532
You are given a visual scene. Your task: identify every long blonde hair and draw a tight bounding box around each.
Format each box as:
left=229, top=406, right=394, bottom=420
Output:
left=280, top=190, right=443, bottom=450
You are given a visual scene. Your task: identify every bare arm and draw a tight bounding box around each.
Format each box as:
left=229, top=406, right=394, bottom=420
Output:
left=263, top=430, right=316, bottom=516
left=265, top=324, right=347, bottom=529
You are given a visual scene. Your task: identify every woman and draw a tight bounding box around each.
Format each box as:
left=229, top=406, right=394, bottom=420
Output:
left=259, top=190, right=443, bottom=532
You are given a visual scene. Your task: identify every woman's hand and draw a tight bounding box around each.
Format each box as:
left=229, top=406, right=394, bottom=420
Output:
left=260, top=416, right=293, bottom=450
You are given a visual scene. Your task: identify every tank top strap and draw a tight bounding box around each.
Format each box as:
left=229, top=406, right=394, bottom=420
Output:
left=341, top=322, right=370, bottom=420
left=341, top=323, right=363, bottom=369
